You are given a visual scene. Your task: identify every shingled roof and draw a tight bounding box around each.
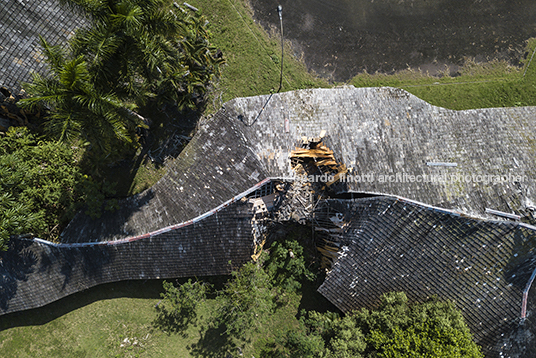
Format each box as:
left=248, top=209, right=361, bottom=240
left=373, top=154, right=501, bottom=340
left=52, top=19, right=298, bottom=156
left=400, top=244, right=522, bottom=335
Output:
left=0, top=0, right=86, bottom=91
left=62, top=87, right=536, bottom=243
left=2, top=87, right=536, bottom=357
left=316, top=196, right=536, bottom=357
left=0, top=197, right=256, bottom=315
left=230, top=87, right=536, bottom=219
left=60, top=108, right=270, bottom=242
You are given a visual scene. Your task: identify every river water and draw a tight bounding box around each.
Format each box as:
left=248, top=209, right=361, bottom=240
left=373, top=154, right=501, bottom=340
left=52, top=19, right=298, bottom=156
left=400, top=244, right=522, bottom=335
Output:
left=248, top=0, right=536, bottom=81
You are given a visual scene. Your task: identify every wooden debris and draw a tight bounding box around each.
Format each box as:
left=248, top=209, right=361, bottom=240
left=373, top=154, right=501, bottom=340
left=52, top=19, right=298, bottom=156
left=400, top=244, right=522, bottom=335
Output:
left=290, top=138, right=349, bottom=187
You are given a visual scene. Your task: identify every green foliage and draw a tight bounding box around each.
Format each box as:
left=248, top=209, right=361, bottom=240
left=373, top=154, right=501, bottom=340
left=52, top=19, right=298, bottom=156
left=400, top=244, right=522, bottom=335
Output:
left=361, top=292, right=483, bottom=358
left=183, top=0, right=328, bottom=112
left=0, top=127, right=86, bottom=244
left=77, top=174, right=118, bottom=219
left=152, top=239, right=316, bottom=349
left=20, top=37, right=143, bottom=163
left=265, top=239, right=315, bottom=292
left=267, top=328, right=325, bottom=358
left=215, top=239, right=317, bottom=345
left=296, top=310, right=366, bottom=358
left=20, top=0, right=224, bottom=174
left=0, top=192, right=44, bottom=251
left=154, top=279, right=209, bottom=334
left=267, top=292, right=482, bottom=358
left=350, top=39, right=536, bottom=111
left=216, top=258, right=275, bottom=344
left=65, top=0, right=224, bottom=110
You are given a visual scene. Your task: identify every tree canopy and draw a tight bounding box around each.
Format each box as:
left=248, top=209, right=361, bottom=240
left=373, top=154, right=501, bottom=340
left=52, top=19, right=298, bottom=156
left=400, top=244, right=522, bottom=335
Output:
left=0, top=127, right=83, bottom=247
left=270, top=292, right=483, bottom=358
left=64, top=0, right=224, bottom=108
left=20, top=37, right=142, bottom=160
left=20, top=0, right=223, bottom=166
left=155, top=238, right=483, bottom=357
left=1, top=1, right=224, bottom=247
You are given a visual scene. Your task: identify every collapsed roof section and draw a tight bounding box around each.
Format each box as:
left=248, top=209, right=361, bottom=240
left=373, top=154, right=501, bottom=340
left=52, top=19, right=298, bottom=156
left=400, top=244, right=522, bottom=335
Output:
left=232, top=87, right=536, bottom=220
left=315, top=196, right=536, bottom=357
left=62, top=86, right=536, bottom=243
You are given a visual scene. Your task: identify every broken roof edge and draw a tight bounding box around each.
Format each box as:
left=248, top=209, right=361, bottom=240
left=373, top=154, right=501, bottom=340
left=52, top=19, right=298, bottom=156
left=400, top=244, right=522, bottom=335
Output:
left=332, top=190, right=533, bottom=229
left=54, top=173, right=515, bottom=248
left=226, top=85, right=536, bottom=114
left=43, top=177, right=293, bottom=247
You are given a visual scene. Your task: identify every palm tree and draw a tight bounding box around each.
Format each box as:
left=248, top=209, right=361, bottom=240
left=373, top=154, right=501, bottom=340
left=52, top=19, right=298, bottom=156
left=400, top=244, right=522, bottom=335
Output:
left=20, top=37, right=143, bottom=158
left=63, top=0, right=224, bottom=109
left=20, top=0, right=223, bottom=169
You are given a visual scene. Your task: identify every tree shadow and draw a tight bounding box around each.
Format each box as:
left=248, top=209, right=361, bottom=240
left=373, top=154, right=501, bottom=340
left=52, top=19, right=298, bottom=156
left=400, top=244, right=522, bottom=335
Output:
left=297, top=275, right=341, bottom=315
left=0, top=239, right=37, bottom=312
left=0, top=279, right=164, bottom=331
left=187, top=322, right=236, bottom=358
left=153, top=303, right=196, bottom=338
left=80, top=103, right=201, bottom=199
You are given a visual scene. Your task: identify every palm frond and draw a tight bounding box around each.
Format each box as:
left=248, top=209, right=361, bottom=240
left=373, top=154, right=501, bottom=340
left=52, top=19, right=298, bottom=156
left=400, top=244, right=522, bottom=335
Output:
left=45, top=111, right=82, bottom=143
left=38, top=36, right=67, bottom=74
left=59, top=56, right=90, bottom=90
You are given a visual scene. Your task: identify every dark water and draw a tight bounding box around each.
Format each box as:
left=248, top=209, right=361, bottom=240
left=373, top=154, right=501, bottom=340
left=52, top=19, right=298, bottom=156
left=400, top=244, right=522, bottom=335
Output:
left=249, top=0, right=536, bottom=81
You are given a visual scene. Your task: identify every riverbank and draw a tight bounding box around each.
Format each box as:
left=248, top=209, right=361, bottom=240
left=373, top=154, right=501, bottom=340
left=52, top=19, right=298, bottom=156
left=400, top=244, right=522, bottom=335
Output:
left=249, top=0, right=536, bottom=82
left=351, top=47, right=536, bottom=110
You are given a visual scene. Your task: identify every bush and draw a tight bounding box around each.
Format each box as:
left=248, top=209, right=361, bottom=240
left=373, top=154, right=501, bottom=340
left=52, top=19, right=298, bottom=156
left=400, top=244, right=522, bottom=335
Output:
left=265, top=239, right=316, bottom=293
left=267, top=292, right=483, bottom=358
left=216, top=258, right=275, bottom=344
left=154, top=279, right=209, bottom=334
left=0, top=127, right=84, bottom=245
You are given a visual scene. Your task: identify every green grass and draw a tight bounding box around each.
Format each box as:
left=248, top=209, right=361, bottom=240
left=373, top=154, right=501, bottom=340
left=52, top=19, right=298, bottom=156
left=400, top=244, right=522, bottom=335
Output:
left=187, top=0, right=329, bottom=110
left=0, top=277, right=334, bottom=358
left=349, top=40, right=536, bottom=110
left=0, top=280, right=211, bottom=358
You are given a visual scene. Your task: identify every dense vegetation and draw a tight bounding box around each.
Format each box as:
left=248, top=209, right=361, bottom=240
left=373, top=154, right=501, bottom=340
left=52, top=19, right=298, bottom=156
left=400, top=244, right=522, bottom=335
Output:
left=0, top=127, right=82, bottom=246
left=154, top=239, right=482, bottom=358
left=0, top=0, right=224, bottom=246
left=269, top=292, right=482, bottom=358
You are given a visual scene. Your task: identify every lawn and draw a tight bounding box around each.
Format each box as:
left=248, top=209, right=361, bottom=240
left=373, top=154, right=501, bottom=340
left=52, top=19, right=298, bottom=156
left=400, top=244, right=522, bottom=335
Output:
left=0, top=279, right=234, bottom=357
left=353, top=52, right=536, bottom=110
left=0, top=275, right=334, bottom=357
